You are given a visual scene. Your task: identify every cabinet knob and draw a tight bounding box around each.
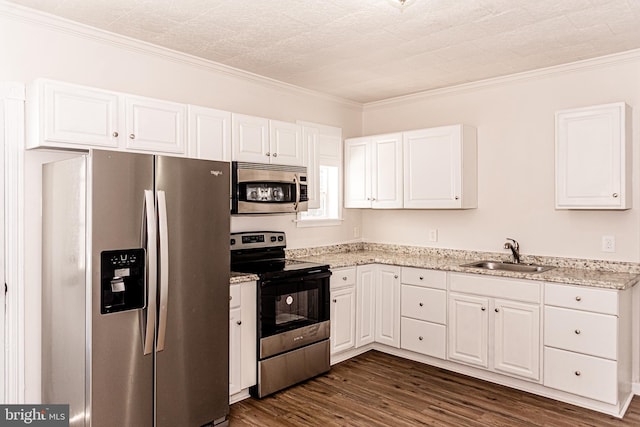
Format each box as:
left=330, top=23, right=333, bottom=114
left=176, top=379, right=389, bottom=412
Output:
left=613, top=193, right=619, bottom=198
left=272, top=153, right=278, bottom=157
left=394, top=275, right=398, bottom=279
left=575, top=371, right=581, bottom=376
left=342, top=276, right=347, bottom=281
left=332, top=299, right=337, bottom=303
left=129, top=134, right=135, bottom=139
left=229, top=295, right=232, bottom=301
left=372, top=198, right=376, bottom=201
left=418, top=336, right=424, bottom=341
left=112, top=131, right=119, bottom=138
left=575, top=296, right=582, bottom=301
left=419, top=302, right=424, bottom=307
left=481, top=306, right=486, bottom=311
left=419, top=276, right=424, bottom=280
left=236, top=320, right=242, bottom=325
left=494, top=308, right=499, bottom=313
left=575, top=329, right=581, bottom=335
left=265, top=152, right=271, bottom=156
left=455, top=196, right=460, bottom=200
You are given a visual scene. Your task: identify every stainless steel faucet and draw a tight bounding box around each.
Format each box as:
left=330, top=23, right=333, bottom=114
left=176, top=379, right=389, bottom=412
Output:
left=504, top=238, right=521, bottom=263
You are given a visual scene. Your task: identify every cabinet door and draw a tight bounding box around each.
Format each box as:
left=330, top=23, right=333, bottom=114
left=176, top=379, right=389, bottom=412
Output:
left=270, top=120, right=303, bottom=166
left=403, top=125, right=477, bottom=209
left=448, top=293, right=488, bottom=368
left=372, top=133, right=403, bottom=208
left=187, top=105, right=231, bottom=161
left=37, top=80, right=120, bottom=149
left=555, top=103, right=630, bottom=209
left=229, top=306, right=242, bottom=395
left=375, top=265, right=401, bottom=348
left=124, top=96, right=186, bottom=154
left=344, top=137, right=372, bottom=208
left=330, top=287, right=356, bottom=354
left=239, top=282, right=257, bottom=389
left=231, top=113, right=270, bottom=162
left=356, top=265, right=376, bottom=347
left=494, top=299, right=540, bottom=380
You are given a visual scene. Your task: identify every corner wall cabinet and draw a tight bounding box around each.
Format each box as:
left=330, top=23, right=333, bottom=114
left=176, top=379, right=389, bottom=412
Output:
left=555, top=102, right=631, bottom=209
left=344, top=124, right=477, bottom=210
left=344, top=133, right=403, bottom=208
left=27, top=79, right=187, bottom=155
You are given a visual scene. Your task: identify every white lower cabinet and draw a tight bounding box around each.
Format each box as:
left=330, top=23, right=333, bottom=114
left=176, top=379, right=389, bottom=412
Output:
left=229, top=281, right=257, bottom=401
left=355, top=265, right=376, bottom=347
left=543, top=283, right=631, bottom=405
left=375, top=265, right=401, bottom=348
left=448, top=273, right=541, bottom=381
left=400, top=267, right=447, bottom=359
left=330, top=267, right=357, bottom=355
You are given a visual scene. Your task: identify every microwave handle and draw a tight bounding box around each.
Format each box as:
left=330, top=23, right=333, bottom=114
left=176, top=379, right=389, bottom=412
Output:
left=294, top=175, right=300, bottom=211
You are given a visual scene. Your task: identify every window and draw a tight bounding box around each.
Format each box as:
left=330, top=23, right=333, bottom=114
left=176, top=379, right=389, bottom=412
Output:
left=297, top=123, right=343, bottom=227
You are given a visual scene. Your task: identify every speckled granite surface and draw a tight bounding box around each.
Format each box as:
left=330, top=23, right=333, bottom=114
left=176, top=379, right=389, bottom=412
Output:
left=230, top=271, right=258, bottom=284
left=286, top=243, right=640, bottom=290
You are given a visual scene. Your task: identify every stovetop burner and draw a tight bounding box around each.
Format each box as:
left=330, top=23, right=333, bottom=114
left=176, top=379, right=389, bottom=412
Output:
left=230, top=231, right=329, bottom=279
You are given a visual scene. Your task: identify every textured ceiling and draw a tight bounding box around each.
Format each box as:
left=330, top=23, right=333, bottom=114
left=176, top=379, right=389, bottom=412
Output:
left=7, top=0, right=640, bottom=103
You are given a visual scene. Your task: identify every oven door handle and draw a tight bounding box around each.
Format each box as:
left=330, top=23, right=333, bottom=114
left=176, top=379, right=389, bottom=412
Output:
left=293, top=175, right=300, bottom=211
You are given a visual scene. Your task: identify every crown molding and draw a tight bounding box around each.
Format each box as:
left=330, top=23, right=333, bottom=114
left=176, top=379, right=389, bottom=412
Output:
left=0, top=1, right=362, bottom=111
left=364, top=48, right=640, bottom=111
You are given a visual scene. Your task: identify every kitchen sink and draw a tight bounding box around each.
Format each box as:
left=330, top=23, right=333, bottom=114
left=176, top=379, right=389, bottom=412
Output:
left=460, top=260, right=555, bottom=273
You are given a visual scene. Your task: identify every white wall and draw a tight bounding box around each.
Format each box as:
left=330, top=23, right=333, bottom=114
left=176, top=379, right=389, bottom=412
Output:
left=0, top=5, right=363, bottom=402
left=361, top=55, right=640, bottom=262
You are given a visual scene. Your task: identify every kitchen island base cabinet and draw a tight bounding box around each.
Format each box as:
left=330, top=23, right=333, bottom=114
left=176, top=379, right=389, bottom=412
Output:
left=229, top=281, right=257, bottom=404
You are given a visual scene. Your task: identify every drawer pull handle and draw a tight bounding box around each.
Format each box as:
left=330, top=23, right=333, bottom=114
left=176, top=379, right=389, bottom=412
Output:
left=481, top=307, right=486, bottom=311
left=575, top=329, right=581, bottom=335
left=236, top=320, right=242, bottom=325
left=419, top=302, right=424, bottom=307
left=575, top=371, right=581, bottom=376
left=575, top=296, right=582, bottom=301
left=419, top=276, right=424, bottom=280
left=418, top=336, right=424, bottom=341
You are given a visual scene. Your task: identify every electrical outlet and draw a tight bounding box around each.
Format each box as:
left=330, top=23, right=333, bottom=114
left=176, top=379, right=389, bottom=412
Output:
left=428, top=229, right=438, bottom=242
left=602, top=235, right=615, bottom=253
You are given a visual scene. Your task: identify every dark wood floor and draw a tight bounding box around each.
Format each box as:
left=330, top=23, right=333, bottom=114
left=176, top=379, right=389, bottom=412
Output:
left=230, top=350, right=640, bottom=426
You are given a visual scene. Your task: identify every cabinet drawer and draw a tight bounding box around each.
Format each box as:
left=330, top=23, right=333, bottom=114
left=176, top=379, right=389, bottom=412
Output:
left=401, top=267, right=446, bottom=289
left=544, top=306, right=617, bottom=360
left=544, top=347, right=617, bottom=404
left=545, top=283, right=618, bottom=315
left=450, top=273, right=540, bottom=303
left=400, top=317, right=446, bottom=359
left=331, top=267, right=357, bottom=289
left=229, top=285, right=241, bottom=309
left=401, top=285, right=446, bottom=324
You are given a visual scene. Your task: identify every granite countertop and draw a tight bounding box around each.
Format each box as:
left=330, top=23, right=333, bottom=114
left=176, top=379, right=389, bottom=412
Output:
left=230, top=271, right=259, bottom=284
left=288, top=247, right=640, bottom=291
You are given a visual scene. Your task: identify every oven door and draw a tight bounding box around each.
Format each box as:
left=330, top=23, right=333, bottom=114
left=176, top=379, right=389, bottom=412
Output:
left=258, top=270, right=330, bottom=358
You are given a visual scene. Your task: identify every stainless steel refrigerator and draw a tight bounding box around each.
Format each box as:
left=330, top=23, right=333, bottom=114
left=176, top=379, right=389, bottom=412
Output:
left=41, top=150, right=230, bottom=427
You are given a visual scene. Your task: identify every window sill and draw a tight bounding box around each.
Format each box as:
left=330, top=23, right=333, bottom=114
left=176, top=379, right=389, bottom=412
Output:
left=295, top=218, right=344, bottom=228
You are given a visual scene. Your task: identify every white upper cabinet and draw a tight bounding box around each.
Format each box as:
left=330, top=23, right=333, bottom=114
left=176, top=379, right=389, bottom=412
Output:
left=27, top=79, right=120, bottom=149
left=403, top=125, right=477, bottom=209
left=555, top=102, right=631, bottom=209
left=232, top=114, right=304, bottom=166
left=187, top=105, right=231, bottom=161
left=124, top=95, right=186, bottom=154
left=27, top=79, right=187, bottom=155
left=344, top=133, right=403, bottom=209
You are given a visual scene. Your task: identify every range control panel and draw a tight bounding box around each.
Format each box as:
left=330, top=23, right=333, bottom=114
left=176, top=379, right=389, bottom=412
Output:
left=100, top=248, right=146, bottom=314
left=230, top=231, right=286, bottom=251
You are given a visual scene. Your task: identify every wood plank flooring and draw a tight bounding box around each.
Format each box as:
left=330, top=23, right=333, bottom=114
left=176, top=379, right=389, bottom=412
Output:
left=230, top=350, right=640, bottom=426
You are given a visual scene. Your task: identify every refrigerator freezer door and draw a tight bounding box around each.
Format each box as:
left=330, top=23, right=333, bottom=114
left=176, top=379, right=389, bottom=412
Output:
left=154, top=156, right=230, bottom=427
left=90, top=150, right=155, bottom=427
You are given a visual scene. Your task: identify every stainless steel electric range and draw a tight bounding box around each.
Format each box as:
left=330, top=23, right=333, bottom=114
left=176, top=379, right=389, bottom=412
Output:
left=230, top=231, right=331, bottom=398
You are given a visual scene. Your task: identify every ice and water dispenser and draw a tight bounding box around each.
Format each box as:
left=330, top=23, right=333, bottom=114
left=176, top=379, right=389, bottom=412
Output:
left=100, top=248, right=146, bottom=314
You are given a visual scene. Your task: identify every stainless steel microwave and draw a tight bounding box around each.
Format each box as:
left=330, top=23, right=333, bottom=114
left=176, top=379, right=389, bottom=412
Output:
left=231, top=162, right=308, bottom=214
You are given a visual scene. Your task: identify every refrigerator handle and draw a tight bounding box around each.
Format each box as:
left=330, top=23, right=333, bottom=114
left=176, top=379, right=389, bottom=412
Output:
left=156, top=190, right=169, bottom=352
left=142, top=190, right=157, bottom=355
